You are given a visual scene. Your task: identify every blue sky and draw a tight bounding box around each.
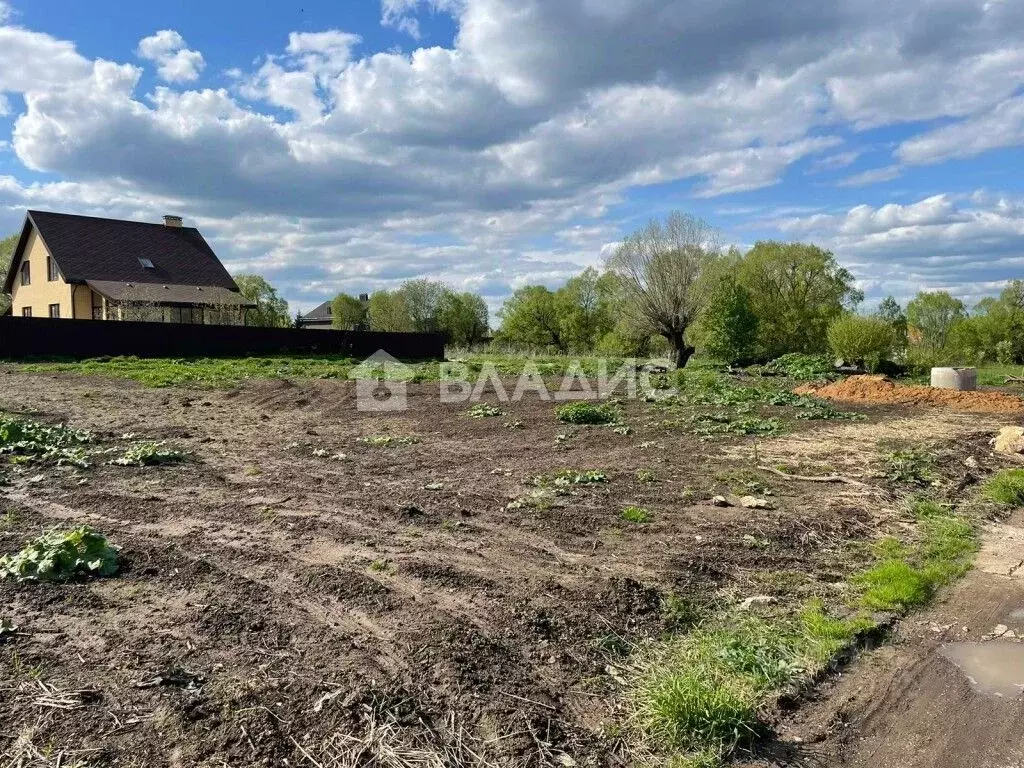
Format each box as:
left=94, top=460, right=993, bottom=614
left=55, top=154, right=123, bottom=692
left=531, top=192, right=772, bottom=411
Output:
left=1, top=0, right=1022, bottom=315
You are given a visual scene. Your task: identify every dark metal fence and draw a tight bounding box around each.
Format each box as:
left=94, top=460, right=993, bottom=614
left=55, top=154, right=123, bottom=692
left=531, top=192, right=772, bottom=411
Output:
left=0, top=316, right=445, bottom=361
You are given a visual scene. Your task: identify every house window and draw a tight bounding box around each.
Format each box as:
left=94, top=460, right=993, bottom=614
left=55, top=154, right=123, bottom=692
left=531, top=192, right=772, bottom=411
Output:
left=20, top=261, right=30, bottom=286
left=49, top=304, right=61, bottom=319
left=47, top=256, right=59, bottom=281
left=139, top=257, right=155, bottom=269
left=21, top=307, right=31, bottom=318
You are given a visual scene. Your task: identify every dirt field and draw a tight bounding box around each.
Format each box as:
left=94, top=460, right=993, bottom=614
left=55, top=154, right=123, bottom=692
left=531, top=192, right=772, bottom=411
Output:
left=0, top=367, right=1020, bottom=767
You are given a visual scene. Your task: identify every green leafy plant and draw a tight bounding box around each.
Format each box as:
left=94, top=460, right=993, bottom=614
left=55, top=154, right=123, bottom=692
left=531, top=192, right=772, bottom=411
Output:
left=0, top=414, right=92, bottom=467
left=621, top=506, right=653, bottom=523
left=467, top=403, right=503, bottom=418
left=981, top=469, right=1024, bottom=506
left=535, top=469, right=609, bottom=487
left=760, top=353, right=836, bottom=380
left=881, top=447, right=935, bottom=485
left=636, top=469, right=658, bottom=483
left=556, top=401, right=620, bottom=425
left=0, top=526, right=119, bottom=582
left=109, top=442, right=187, bottom=467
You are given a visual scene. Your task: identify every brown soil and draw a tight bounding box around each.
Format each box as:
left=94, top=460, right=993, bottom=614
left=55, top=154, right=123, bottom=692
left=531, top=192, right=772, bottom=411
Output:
left=796, top=375, right=1024, bottom=414
left=0, top=370, right=1015, bottom=767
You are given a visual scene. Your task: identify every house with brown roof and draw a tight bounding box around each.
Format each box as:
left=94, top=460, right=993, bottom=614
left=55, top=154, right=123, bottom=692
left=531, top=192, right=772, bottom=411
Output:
left=2, top=211, right=253, bottom=324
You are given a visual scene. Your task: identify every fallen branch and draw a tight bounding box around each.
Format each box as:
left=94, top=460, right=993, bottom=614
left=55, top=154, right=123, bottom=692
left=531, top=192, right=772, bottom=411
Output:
left=756, top=466, right=867, bottom=487
left=1005, top=376, right=1024, bottom=384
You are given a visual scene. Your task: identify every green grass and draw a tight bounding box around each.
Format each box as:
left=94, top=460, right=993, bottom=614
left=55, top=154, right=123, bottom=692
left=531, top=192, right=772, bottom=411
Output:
left=980, top=469, right=1024, bottom=506
left=856, top=514, right=977, bottom=612
left=629, top=602, right=866, bottom=766
left=621, top=506, right=653, bottom=524
left=12, top=353, right=641, bottom=389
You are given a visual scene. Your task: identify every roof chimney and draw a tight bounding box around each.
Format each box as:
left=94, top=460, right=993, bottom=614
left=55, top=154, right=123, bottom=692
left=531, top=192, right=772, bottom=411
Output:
left=163, top=215, right=183, bottom=227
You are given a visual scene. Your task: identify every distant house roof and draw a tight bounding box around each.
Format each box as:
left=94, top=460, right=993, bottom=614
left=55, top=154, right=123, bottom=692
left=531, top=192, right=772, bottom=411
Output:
left=304, top=301, right=333, bottom=320
left=3, top=210, right=244, bottom=297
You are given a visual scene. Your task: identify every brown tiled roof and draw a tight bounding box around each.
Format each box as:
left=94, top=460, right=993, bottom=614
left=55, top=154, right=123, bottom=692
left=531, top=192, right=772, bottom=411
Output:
left=86, top=280, right=254, bottom=307
left=3, top=210, right=242, bottom=295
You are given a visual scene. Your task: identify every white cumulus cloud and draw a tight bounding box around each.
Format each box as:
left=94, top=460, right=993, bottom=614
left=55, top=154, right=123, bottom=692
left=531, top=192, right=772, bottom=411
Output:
left=136, top=29, right=205, bottom=83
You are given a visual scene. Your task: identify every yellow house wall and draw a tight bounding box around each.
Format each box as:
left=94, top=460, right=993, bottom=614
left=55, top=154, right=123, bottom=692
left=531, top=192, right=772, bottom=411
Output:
left=9, top=227, right=74, bottom=318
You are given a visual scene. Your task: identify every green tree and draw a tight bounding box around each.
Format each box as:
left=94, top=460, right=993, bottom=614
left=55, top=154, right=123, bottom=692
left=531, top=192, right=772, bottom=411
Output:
left=367, top=290, right=413, bottom=332
left=738, top=241, right=863, bottom=359
left=556, top=268, right=618, bottom=351
left=398, top=279, right=447, bottom=333
left=331, top=293, right=368, bottom=330
left=234, top=274, right=291, bottom=328
left=906, top=291, right=966, bottom=350
left=696, top=275, right=758, bottom=365
left=874, top=296, right=908, bottom=349
left=437, top=291, right=489, bottom=346
left=496, top=285, right=566, bottom=351
left=606, top=212, right=722, bottom=368
left=0, top=233, right=17, bottom=315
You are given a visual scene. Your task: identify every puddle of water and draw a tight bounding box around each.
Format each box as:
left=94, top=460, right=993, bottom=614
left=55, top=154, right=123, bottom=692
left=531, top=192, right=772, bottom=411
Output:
left=940, top=642, right=1024, bottom=698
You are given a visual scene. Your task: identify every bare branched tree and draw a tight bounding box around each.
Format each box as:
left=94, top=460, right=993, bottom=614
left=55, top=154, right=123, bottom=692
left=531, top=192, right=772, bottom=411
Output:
left=606, top=211, right=722, bottom=367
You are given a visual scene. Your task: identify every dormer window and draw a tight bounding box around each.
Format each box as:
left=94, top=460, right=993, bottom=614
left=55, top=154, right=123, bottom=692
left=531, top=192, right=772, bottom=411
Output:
left=139, top=257, right=155, bottom=269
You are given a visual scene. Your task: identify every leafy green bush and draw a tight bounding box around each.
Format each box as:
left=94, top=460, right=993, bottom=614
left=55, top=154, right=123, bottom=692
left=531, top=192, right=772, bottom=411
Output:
left=981, top=469, right=1024, bottom=506
left=555, top=401, right=619, bottom=425
left=826, top=315, right=894, bottom=372
left=109, top=442, right=186, bottom=467
left=0, top=526, right=119, bottom=582
left=0, top=414, right=92, bottom=467
left=760, top=353, right=835, bottom=380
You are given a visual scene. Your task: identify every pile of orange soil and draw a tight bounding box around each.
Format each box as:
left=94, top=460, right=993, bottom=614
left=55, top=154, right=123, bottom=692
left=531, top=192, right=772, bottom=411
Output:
left=795, top=375, right=1024, bottom=414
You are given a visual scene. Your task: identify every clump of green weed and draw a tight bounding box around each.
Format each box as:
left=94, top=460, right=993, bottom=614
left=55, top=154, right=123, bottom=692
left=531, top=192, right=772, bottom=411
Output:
left=535, top=469, right=609, bottom=487
left=109, top=442, right=186, bottom=467
left=556, top=401, right=620, bottom=425
left=369, top=558, right=395, bottom=574
left=0, top=526, right=119, bottom=582
left=467, top=403, right=503, bottom=418
left=507, top=489, right=559, bottom=511
left=359, top=434, right=421, bottom=446
left=981, top=469, right=1024, bottom=506
left=0, top=414, right=92, bottom=468
left=637, top=469, right=658, bottom=483
left=880, top=447, right=935, bottom=485
left=621, top=506, right=653, bottom=524
left=661, top=593, right=703, bottom=632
